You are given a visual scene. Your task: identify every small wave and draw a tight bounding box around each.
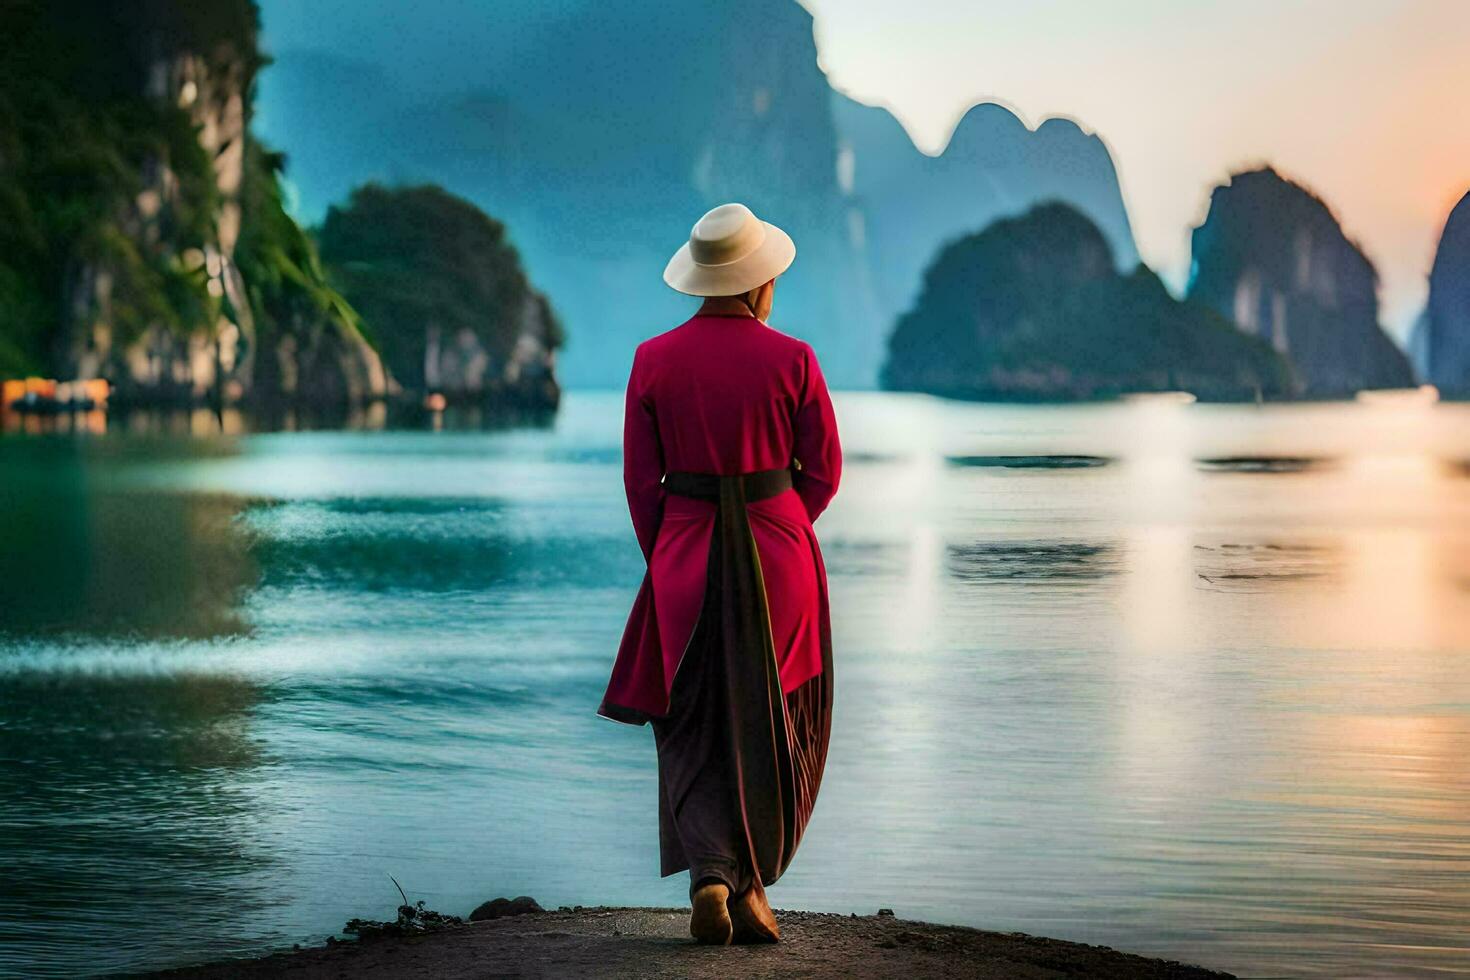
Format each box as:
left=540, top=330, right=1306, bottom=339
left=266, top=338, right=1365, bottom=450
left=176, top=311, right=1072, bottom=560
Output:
left=1196, top=456, right=1331, bottom=473
left=319, top=497, right=508, bottom=516
left=947, top=541, right=1119, bottom=581
left=542, top=446, right=623, bottom=465
left=0, top=636, right=253, bottom=679
left=252, top=533, right=633, bottom=592
left=283, top=676, right=538, bottom=711
left=844, top=451, right=906, bottom=465
left=1193, top=541, right=1338, bottom=592
left=823, top=540, right=909, bottom=577
left=947, top=455, right=1112, bottom=469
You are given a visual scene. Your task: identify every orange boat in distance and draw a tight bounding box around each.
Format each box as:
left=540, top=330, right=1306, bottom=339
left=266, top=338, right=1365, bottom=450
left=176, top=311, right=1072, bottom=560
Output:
left=1, top=377, right=111, bottom=414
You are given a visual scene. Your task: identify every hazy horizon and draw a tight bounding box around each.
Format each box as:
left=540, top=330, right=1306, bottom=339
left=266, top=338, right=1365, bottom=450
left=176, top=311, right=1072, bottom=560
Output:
left=804, top=0, right=1470, bottom=342
left=259, top=0, right=1470, bottom=345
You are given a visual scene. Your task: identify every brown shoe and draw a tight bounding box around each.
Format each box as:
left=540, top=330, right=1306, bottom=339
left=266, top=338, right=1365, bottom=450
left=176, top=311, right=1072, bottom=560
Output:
left=729, top=878, right=780, bottom=943
left=690, top=882, right=733, bottom=945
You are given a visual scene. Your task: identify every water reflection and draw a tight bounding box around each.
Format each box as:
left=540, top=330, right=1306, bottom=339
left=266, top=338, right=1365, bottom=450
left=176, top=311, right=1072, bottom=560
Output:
left=0, top=442, right=262, bottom=640
left=0, top=401, right=558, bottom=439
left=2, top=394, right=1470, bottom=979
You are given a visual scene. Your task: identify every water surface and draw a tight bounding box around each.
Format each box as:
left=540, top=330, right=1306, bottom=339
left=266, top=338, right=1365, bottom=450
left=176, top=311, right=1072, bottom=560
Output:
left=2, top=392, right=1469, bottom=979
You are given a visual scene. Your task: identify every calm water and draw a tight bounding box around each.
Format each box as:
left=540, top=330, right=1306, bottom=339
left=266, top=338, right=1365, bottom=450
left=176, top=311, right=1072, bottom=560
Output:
left=2, top=392, right=1469, bottom=979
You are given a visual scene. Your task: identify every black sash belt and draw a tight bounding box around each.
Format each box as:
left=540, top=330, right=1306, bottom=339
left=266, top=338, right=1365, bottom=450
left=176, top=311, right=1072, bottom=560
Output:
left=664, top=468, right=792, bottom=503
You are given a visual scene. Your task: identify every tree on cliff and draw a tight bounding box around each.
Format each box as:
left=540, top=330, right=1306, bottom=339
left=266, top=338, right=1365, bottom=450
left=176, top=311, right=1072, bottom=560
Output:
left=316, top=184, right=563, bottom=395
left=232, top=143, right=382, bottom=409
left=881, top=202, right=1291, bottom=401
left=1187, top=167, right=1413, bottom=397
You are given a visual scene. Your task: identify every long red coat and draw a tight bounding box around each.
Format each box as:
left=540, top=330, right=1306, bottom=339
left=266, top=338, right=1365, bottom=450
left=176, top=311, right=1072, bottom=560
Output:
left=599, top=312, right=842, bottom=723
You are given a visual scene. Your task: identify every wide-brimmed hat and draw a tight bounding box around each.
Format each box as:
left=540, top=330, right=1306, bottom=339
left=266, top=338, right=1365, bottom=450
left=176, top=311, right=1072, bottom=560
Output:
left=663, top=203, right=795, bottom=297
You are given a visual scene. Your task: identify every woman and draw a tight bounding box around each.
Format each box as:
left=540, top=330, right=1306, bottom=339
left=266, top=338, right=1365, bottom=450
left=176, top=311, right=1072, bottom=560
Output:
left=598, top=203, right=841, bottom=945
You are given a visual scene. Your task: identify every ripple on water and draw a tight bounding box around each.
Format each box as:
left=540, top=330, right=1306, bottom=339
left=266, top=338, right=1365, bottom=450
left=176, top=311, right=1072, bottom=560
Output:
left=0, top=667, right=282, bottom=977
left=319, top=496, right=510, bottom=516
left=946, top=541, right=1120, bottom=582
left=1196, top=455, right=1333, bottom=473
left=947, top=454, right=1113, bottom=469
left=822, top=540, right=910, bottom=579
left=1193, top=541, right=1340, bottom=592
left=243, top=497, right=638, bottom=593
left=843, top=451, right=908, bottom=465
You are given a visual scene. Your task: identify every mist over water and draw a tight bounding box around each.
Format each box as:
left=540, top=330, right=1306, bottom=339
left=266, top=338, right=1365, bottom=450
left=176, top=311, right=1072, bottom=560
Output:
left=2, top=392, right=1469, bottom=978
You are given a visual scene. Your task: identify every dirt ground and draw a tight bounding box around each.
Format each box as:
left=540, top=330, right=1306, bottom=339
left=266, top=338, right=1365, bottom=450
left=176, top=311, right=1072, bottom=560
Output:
left=133, top=906, right=1234, bottom=979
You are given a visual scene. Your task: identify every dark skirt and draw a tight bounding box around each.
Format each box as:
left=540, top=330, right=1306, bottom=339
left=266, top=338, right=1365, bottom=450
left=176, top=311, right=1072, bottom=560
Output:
left=652, top=469, right=834, bottom=896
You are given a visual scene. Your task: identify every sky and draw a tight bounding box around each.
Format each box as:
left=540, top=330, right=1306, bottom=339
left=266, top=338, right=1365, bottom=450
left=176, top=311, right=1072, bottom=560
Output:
left=802, top=0, right=1470, bottom=340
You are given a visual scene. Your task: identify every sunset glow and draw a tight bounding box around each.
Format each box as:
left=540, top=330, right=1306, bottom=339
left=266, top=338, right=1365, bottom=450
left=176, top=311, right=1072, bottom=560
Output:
left=804, top=0, right=1470, bottom=340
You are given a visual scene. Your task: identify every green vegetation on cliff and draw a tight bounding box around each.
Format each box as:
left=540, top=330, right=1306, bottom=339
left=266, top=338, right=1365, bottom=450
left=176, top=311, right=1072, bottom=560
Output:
left=0, top=0, right=363, bottom=393
left=882, top=202, right=1292, bottom=401
left=233, top=142, right=378, bottom=405
left=0, top=1, right=219, bottom=375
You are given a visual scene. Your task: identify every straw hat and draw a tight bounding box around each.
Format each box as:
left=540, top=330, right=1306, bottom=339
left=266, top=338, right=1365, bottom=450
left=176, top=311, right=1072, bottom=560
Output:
left=663, top=203, right=795, bottom=297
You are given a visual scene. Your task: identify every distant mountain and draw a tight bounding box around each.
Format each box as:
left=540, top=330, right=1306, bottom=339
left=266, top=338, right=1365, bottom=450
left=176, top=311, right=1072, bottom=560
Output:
left=255, top=0, right=1141, bottom=388
left=1415, top=192, right=1470, bottom=397
left=316, top=184, right=560, bottom=413
left=259, top=0, right=863, bottom=385
left=833, top=96, right=1139, bottom=326
left=881, top=202, right=1290, bottom=401
left=1187, top=167, right=1413, bottom=397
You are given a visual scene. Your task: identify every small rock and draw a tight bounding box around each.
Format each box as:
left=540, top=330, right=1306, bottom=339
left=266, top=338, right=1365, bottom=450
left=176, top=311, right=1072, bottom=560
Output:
left=470, top=896, right=545, bottom=922
left=877, top=908, right=895, bottom=917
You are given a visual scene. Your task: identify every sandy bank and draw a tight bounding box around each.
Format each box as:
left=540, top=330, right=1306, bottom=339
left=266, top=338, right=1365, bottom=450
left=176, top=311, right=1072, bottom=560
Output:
left=133, top=906, right=1233, bottom=979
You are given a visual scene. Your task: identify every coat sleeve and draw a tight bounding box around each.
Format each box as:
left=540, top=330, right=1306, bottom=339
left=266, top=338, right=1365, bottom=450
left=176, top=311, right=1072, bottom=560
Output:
left=623, top=345, right=666, bottom=561
left=792, top=343, right=842, bottom=523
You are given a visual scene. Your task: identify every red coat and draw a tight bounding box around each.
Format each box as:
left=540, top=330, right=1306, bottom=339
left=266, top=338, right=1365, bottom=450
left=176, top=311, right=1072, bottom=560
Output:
left=599, top=312, right=842, bottom=723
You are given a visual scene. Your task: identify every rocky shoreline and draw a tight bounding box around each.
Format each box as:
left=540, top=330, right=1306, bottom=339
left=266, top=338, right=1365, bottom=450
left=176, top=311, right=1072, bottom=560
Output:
left=130, top=905, right=1233, bottom=979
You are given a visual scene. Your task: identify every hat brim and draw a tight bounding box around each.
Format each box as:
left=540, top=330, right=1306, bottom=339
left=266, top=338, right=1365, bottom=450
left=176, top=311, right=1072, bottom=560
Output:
left=662, top=221, right=795, bottom=297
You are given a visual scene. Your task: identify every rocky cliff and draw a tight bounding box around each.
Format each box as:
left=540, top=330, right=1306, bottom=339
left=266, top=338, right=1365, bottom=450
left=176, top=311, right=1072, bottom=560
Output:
left=316, top=184, right=561, bottom=415
left=255, top=0, right=1141, bottom=388
left=0, top=0, right=387, bottom=411
left=882, top=202, right=1290, bottom=400
left=1415, top=192, right=1470, bottom=397
left=1187, top=167, right=1413, bottom=397
left=833, top=96, right=1139, bottom=336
